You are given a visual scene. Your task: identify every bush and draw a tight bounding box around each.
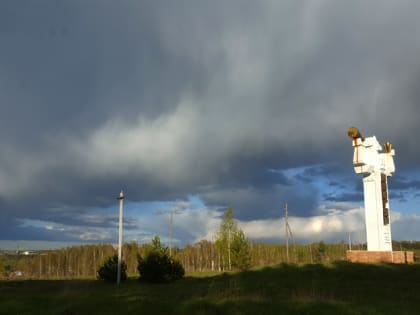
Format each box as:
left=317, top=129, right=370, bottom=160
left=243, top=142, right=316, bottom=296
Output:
left=137, top=251, right=184, bottom=283
left=97, top=255, right=127, bottom=283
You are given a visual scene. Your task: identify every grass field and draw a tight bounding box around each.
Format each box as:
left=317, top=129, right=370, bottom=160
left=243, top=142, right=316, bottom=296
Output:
left=0, top=262, right=419, bottom=315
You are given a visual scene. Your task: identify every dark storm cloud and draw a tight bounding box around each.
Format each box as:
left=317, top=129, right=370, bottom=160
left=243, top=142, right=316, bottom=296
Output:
left=328, top=181, right=347, bottom=190
left=389, top=192, right=408, bottom=203
left=217, top=168, right=291, bottom=191
left=202, top=183, right=319, bottom=220
left=321, top=203, right=357, bottom=212
left=41, top=212, right=138, bottom=230
left=386, top=174, right=420, bottom=203
left=389, top=175, right=420, bottom=191
left=1, top=1, right=420, bottom=242
left=323, top=192, right=363, bottom=203
left=294, top=164, right=349, bottom=184
left=0, top=218, right=76, bottom=243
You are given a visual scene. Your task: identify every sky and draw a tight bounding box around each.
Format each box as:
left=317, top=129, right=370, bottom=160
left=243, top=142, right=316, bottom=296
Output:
left=1, top=0, right=420, bottom=250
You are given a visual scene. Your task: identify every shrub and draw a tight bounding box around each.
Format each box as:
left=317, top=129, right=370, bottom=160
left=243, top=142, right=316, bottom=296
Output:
left=137, top=251, right=184, bottom=283
left=97, top=255, right=127, bottom=283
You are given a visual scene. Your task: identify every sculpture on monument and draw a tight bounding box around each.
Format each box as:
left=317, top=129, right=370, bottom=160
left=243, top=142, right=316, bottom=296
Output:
left=347, top=127, right=395, bottom=251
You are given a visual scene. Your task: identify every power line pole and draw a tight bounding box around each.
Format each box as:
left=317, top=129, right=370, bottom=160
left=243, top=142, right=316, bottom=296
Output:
left=117, top=190, right=124, bottom=285
left=284, top=203, right=295, bottom=263
left=228, top=227, right=231, bottom=271
left=285, top=203, right=289, bottom=263
left=156, top=208, right=182, bottom=256
left=348, top=232, right=352, bottom=251
left=169, top=210, right=174, bottom=256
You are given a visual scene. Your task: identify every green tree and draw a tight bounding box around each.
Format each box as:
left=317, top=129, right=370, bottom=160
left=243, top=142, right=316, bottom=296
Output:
left=3, top=263, right=13, bottom=278
left=151, top=235, right=168, bottom=254
left=140, top=235, right=168, bottom=257
left=137, top=235, right=184, bottom=283
left=315, top=241, right=327, bottom=263
left=231, top=230, right=251, bottom=270
left=97, top=255, right=127, bottom=283
left=215, top=208, right=251, bottom=271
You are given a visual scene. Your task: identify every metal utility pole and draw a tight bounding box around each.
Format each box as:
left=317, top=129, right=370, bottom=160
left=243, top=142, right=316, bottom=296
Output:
left=228, top=227, right=231, bottom=271
left=348, top=232, right=352, bottom=251
left=211, top=233, right=215, bottom=271
left=285, top=203, right=289, bottom=263
left=156, top=208, right=183, bottom=256
left=284, top=203, right=295, bottom=263
left=169, top=210, right=174, bottom=256
left=117, top=190, right=124, bottom=285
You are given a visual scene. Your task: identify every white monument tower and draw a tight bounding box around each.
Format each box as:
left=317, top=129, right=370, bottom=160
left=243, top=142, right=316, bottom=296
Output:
left=347, top=127, right=395, bottom=251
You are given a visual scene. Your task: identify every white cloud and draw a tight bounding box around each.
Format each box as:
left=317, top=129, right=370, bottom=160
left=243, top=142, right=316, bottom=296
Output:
left=391, top=213, right=420, bottom=241
left=237, top=206, right=366, bottom=243
left=192, top=205, right=365, bottom=244
left=79, top=230, right=111, bottom=241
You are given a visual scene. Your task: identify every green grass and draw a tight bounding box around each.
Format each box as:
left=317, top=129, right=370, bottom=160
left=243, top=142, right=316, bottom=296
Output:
left=0, top=262, right=419, bottom=315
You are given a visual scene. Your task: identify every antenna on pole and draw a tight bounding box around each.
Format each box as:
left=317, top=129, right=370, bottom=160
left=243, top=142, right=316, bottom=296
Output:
left=285, top=203, right=289, bottom=263
left=169, top=210, right=177, bottom=256
left=284, top=203, right=296, bottom=263
left=117, top=190, right=124, bottom=285
left=348, top=232, right=352, bottom=251
left=228, top=226, right=231, bottom=271
left=156, top=208, right=183, bottom=256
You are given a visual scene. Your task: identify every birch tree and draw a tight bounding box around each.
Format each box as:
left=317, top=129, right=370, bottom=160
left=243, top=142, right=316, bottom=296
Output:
left=215, top=208, right=251, bottom=271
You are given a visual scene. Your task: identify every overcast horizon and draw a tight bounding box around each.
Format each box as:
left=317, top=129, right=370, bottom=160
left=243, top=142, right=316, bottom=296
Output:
left=1, top=1, right=420, bottom=250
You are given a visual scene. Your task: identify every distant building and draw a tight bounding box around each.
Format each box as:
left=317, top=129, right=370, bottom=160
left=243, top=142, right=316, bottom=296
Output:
left=14, top=271, right=24, bottom=277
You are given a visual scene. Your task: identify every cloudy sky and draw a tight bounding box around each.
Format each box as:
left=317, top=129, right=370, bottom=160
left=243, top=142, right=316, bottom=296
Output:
left=1, top=1, right=420, bottom=250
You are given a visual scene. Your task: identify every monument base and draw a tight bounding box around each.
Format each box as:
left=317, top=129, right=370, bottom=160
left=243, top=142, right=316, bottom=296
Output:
left=347, top=250, right=414, bottom=264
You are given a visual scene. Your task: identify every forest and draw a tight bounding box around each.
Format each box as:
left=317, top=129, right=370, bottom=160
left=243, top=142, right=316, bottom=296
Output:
left=1, top=240, right=419, bottom=279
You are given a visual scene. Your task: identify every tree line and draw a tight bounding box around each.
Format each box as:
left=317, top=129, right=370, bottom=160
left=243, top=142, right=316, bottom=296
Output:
left=2, top=240, right=418, bottom=279
left=1, top=207, right=419, bottom=279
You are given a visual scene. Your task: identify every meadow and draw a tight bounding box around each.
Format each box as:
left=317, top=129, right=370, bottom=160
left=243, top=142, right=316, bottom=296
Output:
left=0, top=262, right=419, bottom=315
